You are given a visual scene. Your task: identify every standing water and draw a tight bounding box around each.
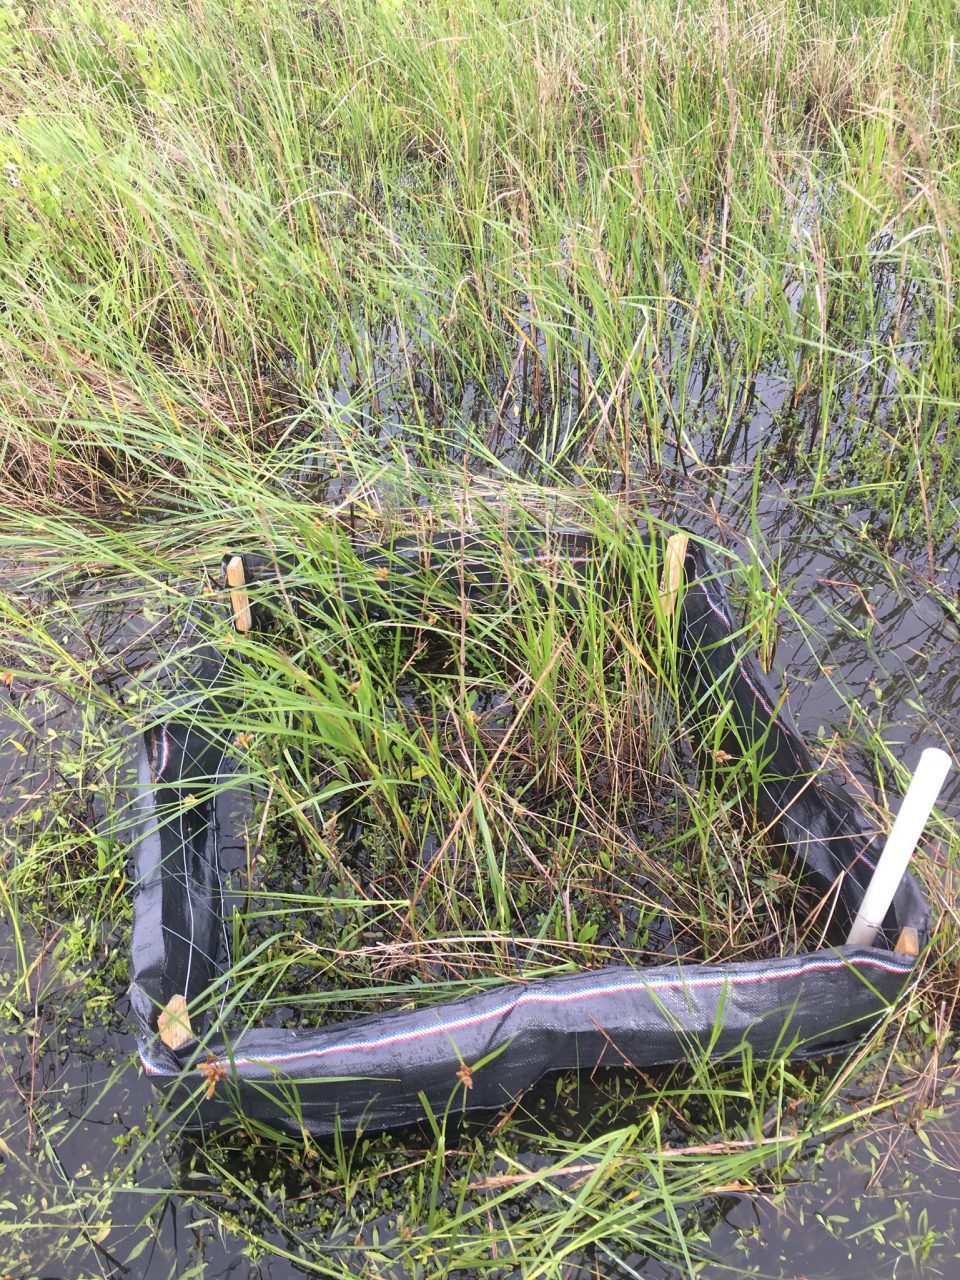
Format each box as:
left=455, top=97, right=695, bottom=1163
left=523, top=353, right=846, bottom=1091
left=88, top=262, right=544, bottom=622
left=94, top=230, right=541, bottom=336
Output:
left=1, top=371, right=958, bottom=1278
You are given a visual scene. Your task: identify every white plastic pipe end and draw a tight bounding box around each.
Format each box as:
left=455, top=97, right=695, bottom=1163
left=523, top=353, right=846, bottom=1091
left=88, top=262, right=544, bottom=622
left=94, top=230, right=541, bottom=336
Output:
left=846, top=748, right=952, bottom=950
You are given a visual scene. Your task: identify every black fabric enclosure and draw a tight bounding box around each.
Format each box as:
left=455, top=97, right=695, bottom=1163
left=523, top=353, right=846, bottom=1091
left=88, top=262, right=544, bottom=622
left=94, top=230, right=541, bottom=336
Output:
left=129, top=529, right=930, bottom=1135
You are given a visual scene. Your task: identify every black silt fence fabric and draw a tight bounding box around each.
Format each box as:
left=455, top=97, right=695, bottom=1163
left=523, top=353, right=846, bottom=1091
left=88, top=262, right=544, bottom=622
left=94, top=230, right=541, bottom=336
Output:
left=129, top=530, right=929, bottom=1135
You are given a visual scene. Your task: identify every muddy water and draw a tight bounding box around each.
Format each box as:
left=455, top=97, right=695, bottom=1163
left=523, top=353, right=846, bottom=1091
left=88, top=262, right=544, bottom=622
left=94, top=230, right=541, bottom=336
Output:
left=1, top=420, right=958, bottom=1276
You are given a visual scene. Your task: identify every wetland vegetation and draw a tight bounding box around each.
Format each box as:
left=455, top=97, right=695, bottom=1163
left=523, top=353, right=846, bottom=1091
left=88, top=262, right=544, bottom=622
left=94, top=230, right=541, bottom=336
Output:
left=1, top=0, right=959, bottom=1275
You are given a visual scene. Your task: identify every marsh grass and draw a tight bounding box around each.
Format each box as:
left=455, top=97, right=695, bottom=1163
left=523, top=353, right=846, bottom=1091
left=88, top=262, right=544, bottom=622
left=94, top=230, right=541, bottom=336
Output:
left=0, top=0, right=957, bottom=549
left=195, top=496, right=827, bottom=1038
left=1, top=0, right=960, bottom=1273
left=2, top=457, right=957, bottom=1275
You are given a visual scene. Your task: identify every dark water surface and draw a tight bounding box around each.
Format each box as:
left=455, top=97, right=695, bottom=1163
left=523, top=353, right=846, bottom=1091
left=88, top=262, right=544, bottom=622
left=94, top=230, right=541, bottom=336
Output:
left=1, top=401, right=958, bottom=1276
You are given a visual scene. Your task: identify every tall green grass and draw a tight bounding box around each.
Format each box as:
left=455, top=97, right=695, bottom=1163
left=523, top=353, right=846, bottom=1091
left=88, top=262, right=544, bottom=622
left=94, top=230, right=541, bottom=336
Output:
left=2, top=0, right=959, bottom=1274
left=1, top=0, right=958, bottom=547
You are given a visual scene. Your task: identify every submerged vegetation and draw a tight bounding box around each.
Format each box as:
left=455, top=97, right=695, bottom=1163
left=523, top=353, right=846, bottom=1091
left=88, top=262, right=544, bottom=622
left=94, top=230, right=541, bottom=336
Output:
left=1, top=0, right=959, bottom=1275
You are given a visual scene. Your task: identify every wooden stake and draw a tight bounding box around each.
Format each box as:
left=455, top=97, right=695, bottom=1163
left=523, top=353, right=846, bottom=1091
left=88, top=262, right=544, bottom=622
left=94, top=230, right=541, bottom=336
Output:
left=894, top=927, right=919, bottom=957
left=158, top=994, right=194, bottom=1050
left=660, top=533, right=690, bottom=618
left=224, top=555, right=252, bottom=633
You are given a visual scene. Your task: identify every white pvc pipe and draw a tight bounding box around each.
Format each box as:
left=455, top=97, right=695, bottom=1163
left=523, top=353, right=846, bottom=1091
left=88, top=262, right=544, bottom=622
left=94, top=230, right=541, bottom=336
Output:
left=846, top=747, right=952, bottom=948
